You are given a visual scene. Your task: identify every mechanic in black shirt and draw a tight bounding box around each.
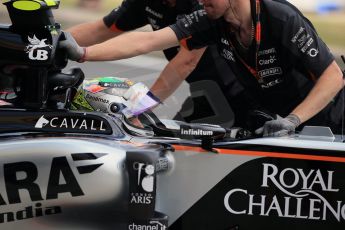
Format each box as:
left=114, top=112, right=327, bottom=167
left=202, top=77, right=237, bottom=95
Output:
left=65, top=0, right=251, bottom=127
left=61, top=0, right=344, bottom=136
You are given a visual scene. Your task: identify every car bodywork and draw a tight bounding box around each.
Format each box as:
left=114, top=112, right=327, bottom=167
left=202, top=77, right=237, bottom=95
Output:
left=0, top=110, right=344, bottom=230
left=0, top=0, right=345, bottom=229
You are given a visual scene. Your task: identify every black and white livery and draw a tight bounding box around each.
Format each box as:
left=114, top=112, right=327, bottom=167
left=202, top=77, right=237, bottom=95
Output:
left=0, top=1, right=345, bottom=230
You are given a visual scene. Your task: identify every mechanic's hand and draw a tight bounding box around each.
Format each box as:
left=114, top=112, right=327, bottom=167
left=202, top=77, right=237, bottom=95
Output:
left=255, top=114, right=301, bottom=137
left=59, top=32, right=86, bottom=62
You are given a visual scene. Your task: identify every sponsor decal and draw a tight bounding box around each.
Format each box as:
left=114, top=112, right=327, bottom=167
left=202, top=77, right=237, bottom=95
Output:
left=221, top=38, right=230, bottom=46
left=291, top=27, right=317, bottom=57
left=297, top=34, right=311, bottom=49
left=260, top=78, right=283, bottom=89
left=155, top=158, right=170, bottom=172
left=34, top=115, right=107, bottom=132
left=180, top=128, right=213, bottom=136
left=183, top=10, right=207, bottom=27
left=258, top=67, right=283, bottom=79
left=98, top=77, right=132, bottom=89
left=258, top=48, right=276, bottom=56
left=145, top=6, right=163, bottom=19
left=301, top=37, right=314, bottom=53
left=35, top=115, right=49, bottom=128
left=224, top=163, right=345, bottom=222
left=221, top=48, right=235, bottom=62
left=291, top=27, right=306, bottom=43
left=85, top=93, right=110, bottom=104
left=0, top=153, right=104, bottom=223
left=130, top=163, right=155, bottom=205
left=308, top=48, right=319, bottom=58
left=25, top=35, right=52, bottom=61
left=130, top=192, right=153, bottom=205
left=259, top=55, right=277, bottom=66
left=170, top=158, right=345, bottom=229
left=0, top=203, right=61, bottom=224
left=137, top=163, right=154, bottom=193
left=84, top=77, right=138, bottom=93
left=257, top=67, right=284, bottom=89
left=128, top=220, right=167, bottom=230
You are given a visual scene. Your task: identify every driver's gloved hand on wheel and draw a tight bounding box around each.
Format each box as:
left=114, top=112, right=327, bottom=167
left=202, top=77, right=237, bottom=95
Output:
left=59, top=32, right=86, bottom=63
left=255, top=114, right=301, bottom=137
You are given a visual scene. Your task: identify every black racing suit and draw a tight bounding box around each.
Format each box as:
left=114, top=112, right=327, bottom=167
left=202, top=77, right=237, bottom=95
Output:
left=170, top=0, right=344, bottom=133
left=103, top=0, right=257, bottom=127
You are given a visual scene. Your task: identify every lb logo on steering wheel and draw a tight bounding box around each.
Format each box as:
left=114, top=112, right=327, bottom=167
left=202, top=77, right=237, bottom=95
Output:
left=26, top=35, right=52, bottom=61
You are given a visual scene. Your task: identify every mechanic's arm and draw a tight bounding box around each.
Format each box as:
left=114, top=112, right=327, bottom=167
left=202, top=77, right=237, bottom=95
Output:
left=60, top=10, right=209, bottom=62
left=291, top=60, right=344, bottom=123
left=257, top=61, right=344, bottom=137
left=150, top=46, right=206, bottom=101
left=84, top=27, right=179, bottom=61
left=67, top=19, right=121, bottom=46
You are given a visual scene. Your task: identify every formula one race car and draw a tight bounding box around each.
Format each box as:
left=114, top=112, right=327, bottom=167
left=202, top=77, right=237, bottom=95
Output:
left=0, top=1, right=345, bottom=230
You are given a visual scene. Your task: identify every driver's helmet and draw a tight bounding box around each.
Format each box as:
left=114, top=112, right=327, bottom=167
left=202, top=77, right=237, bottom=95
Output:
left=71, top=77, right=160, bottom=119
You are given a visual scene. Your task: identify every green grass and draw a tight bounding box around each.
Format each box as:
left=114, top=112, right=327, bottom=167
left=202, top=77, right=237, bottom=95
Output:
left=103, top=0, right=122, bottom=10
left=305, top=12, right=345, bottom=51
left=60, top=0, right=122, bottom=11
